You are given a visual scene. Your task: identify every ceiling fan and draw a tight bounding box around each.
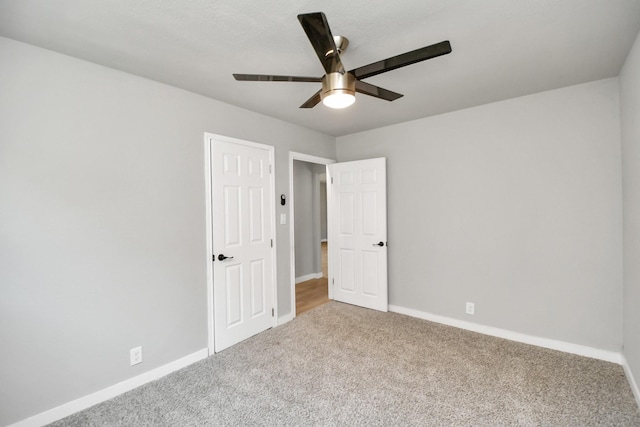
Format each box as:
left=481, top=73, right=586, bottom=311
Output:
left=233, top=12, right=452, bottom=109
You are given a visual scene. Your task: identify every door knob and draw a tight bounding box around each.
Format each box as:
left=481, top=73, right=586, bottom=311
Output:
left=373, top=241, right=384, bottom=247
left=218, top=254, right=234, bottom=261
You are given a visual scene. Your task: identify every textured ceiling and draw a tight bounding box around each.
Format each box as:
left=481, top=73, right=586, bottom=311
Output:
left=1, top=0, right=640, bottom=136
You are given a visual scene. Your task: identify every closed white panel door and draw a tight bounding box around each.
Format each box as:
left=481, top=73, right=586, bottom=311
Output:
left=211, top=139, right=274, bottom=352
left=328, top=158, right=387, bottom=312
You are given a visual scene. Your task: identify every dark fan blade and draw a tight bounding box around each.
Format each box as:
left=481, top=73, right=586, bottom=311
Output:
left=300, top=90, right=322, bottom=108
left=350, top=40, right=452, bottom=80
left=233, top=74, right=322, bottom=83
left=298, top=12, right=344, bottom=74
left=355, top=80, right=403, bottom=102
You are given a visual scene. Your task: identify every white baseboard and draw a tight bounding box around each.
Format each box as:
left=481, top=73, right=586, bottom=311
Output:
left=622, top=355, right=640, bottom=408
left=278, top=312, right=294, bottom=326
left=388, top=305, right=621, bottom=364
left=295, top=272, right=323, bottom=284
left=321, top=239, right=327, bottom=243
left=10, top=348, right=209, bottom=427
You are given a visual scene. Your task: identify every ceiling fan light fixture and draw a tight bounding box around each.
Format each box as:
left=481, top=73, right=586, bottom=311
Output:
left=322, top=90, right=356, bottom=109
left=321, top=72, right=356, bottom=109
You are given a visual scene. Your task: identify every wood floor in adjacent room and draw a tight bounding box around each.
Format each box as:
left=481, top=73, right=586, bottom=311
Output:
left=296, top=278, right=329, bottom=315
left=296, top=242, right=329, bottom=315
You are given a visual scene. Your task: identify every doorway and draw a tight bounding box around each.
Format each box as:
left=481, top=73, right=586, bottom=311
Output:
left=293, top=163, right=328, bottom=315
left=288, top=152, right=335, bottom=318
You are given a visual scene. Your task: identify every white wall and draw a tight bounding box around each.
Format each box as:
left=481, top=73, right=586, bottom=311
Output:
left=337, top=78, right=623, bottom=352
left=0, top=37, right=335, bottom=426
left=621, top=31, right=640, bottom=396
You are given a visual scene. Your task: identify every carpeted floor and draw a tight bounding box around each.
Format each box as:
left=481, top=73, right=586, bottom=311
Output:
left=51, top=302, right=640, bottom=426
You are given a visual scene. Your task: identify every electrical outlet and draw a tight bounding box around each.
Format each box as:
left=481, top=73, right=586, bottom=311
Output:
left=466, top=302, right=475, bottom=315
left=130, top=346, right=142, bottom=366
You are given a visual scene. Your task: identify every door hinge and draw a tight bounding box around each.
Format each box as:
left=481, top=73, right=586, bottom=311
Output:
left=331, top=177, right=334, bottom=184
left=332, top=278, right=335, bottom=285
left=270, top=239, right=273, bottom=248
left=212, top=254, right=215, bottom=262
left=269, top=164, right=272, bottom=174
left=272, top=308, right=275, bottom=317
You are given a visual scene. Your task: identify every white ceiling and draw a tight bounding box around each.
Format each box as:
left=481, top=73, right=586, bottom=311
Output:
left=1, top=0, right=640, bottom=136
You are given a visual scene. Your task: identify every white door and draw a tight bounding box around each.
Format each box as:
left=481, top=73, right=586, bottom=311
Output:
left=211, top=138, right=275, bottom=352
left=328, top=158, right=388, bottom=312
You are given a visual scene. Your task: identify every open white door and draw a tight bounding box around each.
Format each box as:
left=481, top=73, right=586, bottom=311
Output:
left=210, top=137, right=275, bottom=352
left=328, top=158, right=387, bottom=312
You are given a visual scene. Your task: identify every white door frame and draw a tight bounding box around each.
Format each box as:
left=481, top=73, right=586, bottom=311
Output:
left=288, top=151, right=335, bottom=319
left=204, top=133, right=277, bottom=355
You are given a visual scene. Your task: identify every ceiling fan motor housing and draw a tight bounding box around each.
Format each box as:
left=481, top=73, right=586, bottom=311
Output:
left=321, top=72, right=356, bottom=99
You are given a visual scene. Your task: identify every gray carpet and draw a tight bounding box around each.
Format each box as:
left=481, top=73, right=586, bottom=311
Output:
left=51, top=302, right=640, bottom=426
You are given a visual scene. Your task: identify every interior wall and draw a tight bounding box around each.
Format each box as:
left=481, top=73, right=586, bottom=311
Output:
left=0, top=37, right=335, bottom=426
left=621, top=31, right=640, bottom=395
left=337, top=78, right=623, bottom=352
left=293, top=161, right=325, bottom=279
left=312, top=164, right=325, bottom=272
left=320, top=180, right=328, bottom=241
left=293, top=161, right=316, bottom=278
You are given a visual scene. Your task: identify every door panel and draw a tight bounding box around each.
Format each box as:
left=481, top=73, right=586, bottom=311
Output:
left=226, top=264, right=242, bottom=326
left=248, top=187, right=264, bottom=243
left=329, top=158, right=387, bottom=312
left=212, top=138, right=274, bottom=352
left=362, top=191, right=377, bottom=235
left=362, top=251, right=379, bottom=296
left=224, top=186, right=241, bottom=246
left=250, top=259, right=265, bottom=317
left=340, top=249, right=355, bottom=292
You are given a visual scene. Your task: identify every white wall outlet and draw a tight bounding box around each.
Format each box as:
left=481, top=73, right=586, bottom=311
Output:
left=466, top=302, right=475, bottom=315
left=130, top=346, right=142, bottom=366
